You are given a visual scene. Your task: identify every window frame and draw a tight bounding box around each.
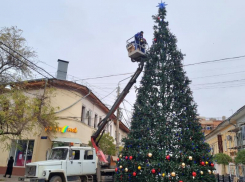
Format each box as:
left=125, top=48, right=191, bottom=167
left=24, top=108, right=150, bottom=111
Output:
left=10, top=140, right=35, bottom=167
left=71, top=150, right=80, bottom=160
left=84, top=150, right=93, bottom=160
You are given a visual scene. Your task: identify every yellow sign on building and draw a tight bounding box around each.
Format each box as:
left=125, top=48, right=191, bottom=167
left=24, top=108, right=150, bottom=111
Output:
left=45, top=125, right=77, bottom=133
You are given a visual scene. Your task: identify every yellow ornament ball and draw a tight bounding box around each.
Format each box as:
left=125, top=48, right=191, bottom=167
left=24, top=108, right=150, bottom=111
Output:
left=171, top=172, right=176, bottom=177
left=119, top=165, right=123, bottom=169
left=189, top=156, right=193, bottom=160
left=200, top=171, right=203, bottom=175
left=138, top=166, right=141, bottom=170
left=181, top=163, right=185, bottom=168
left=205, top=161, right=209, bottom=165
left=125, top=168, right=128, bottom=172
left=148, top=153, right=152, bottom=157
left=213, top=170, right=216, bottom=174
left=119, top=154, right=122, bottom=158
left=208, top=170, right=211, bottom=174
left=162, top=173, right=165, bottom=177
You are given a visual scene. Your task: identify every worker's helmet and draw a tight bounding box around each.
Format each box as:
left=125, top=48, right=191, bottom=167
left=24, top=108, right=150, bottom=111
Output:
left=140, top=31, right=144, bottom=34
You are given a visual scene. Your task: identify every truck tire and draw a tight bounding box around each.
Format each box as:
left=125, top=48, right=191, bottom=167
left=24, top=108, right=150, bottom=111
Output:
left=50, top=175, right=62, bottom=182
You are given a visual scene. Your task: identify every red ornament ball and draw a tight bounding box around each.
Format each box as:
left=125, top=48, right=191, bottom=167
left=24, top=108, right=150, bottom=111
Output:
left=166, top=155, right=170, bottom=160
left=157, top=17, right=160, bottom=20
left=154, top=38, right=157, bottom=42
left=125, top=156, right=128, bottom=160
left=129, top=156, right=133, bottom=160
left=151, top=169, right=156, bottom=174
left=133, top=172, right=137, bottom=176
left=117, top=158, right=119, bottom=162
left=211, top=163, right=214, bottom=167
left=201, top=161, right=205, bottom=166
left=179, top=181, right=183, bottom=182
left=115, top=168, right=118, bottom=172
left=192, top=172, right=197, bottom=177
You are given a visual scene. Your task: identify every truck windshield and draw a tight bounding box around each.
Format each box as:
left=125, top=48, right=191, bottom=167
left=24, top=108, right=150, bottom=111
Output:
left=48, top=148, right=68, bottom=160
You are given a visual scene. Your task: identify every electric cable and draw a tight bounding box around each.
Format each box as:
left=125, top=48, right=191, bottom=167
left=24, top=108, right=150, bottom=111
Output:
left=0, top=41, right=56, bottom=79
left=100, top=87, right=117, bottom=100
left=0, top=45, right=49, bottom=79
left=122, top=101, right=131, bottom=122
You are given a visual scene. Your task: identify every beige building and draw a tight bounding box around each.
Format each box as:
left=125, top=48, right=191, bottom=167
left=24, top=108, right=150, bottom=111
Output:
left=0, top=62, right=129, bottom=176
left=199, top=117, right=223, bottom=136
left=205, top=106, right=245, bottom=176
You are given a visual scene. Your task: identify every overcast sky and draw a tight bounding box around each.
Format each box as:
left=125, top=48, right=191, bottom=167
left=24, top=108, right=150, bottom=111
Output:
left=1, top=0, right=245, bottom=123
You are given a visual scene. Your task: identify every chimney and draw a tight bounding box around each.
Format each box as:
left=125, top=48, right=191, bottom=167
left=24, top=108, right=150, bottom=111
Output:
left=57, top=59, right=69, bottom=80
left=222, top=116, right=226, bottom=121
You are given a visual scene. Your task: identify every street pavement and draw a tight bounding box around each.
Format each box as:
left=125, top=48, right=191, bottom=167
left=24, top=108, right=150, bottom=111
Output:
left=0, top=175, right=24, bottom=182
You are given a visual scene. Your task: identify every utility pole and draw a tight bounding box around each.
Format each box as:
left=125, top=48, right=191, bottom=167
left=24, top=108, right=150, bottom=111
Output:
left=116, top=85, right=120, bottom=156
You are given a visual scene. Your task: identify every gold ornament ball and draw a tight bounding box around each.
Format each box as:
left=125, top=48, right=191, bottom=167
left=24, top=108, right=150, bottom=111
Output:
left=213, top=170, right=216, bottom=174
left=148, top=153, right=152, bottom=157
left=125, top=168, right=128, bottom=172
left=119, top=165, right=123, bottom=169
left=138, top=166, right=141, bottom=170
left=200, top=171, right=203, bottom=175
left=181, top=163, right=186, bottom=168
left=162, top=173, right=165, bottom=177
left=119, top=154, right=122, bottom=158
left=171, top=172, right=176, bottom=177
left=189, top=156, right=193, bottom=160
left=208, top=170, right=211, bottom=174
left=205, top=161, right=209, bottom=165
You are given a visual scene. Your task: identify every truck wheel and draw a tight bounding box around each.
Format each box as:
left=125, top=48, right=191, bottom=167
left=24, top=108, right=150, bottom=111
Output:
left=50, top=175, right=62, bottom=182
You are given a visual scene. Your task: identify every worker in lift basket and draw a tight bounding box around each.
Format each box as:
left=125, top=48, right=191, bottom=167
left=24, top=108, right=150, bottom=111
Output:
left=134, top=31, right=147, bottom=53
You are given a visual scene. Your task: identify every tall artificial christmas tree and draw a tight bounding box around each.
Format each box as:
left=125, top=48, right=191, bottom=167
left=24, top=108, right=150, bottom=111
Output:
left=115, top=2, right=216, bottom=182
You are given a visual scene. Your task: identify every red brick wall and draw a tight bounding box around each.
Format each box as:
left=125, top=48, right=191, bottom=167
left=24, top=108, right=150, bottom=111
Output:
left=0, top=166, right=25, bottom=176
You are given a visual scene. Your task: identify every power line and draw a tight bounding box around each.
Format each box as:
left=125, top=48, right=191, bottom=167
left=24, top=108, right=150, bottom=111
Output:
left=192, top=78, right=245, bottom=86
left=0, top=41, right=56, bottom=79
left=122, top=101, right=131, bottom=121
left=100, top=87, right=117, bottom=100
left=184, top=55, right=245, bottom=67
left=66, top=54, right=245, bottom=81
left=124, top=99, right=134, bottom=107
left=0, top=45, right=49, bottom=79
left=74, top=72, right=133, bottom=81
left=190, top=70, right=245, bottom=80
left=192, top=83, right=245, bottom=90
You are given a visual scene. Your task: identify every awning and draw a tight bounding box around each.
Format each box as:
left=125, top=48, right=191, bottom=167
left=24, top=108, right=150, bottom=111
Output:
left=51, top=137, right=82, bottom=144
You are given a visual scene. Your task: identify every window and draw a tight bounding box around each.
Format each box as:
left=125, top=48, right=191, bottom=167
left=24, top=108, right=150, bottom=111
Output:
left=49, top=148, right=68, bottom=160
left=10, top=140, right=35, bottom=166
left=84, top=150, right=93, bottom=160
left=105, top=124, right=109, bottom=133
left=81, top=106, right=86, bottom=122
left=87, top=110, right=92, bottom=126
left=110, top=125, right=112, bottom=136
left=206, top=125, right=212, bottom=130
left=119, top=133, right=121, bottom=143
left=224, top=139, right=227, bottom=151
left=94, top=114, right=98, bottom=128
left=71, top=150, right=80, bottom=160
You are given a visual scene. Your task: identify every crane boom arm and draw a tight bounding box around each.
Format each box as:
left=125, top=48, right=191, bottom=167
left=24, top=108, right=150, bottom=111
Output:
left=91, top=60, right=144, bottom=163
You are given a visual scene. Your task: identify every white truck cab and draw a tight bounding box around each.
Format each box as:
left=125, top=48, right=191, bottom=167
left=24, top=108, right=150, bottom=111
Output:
left=19, top=146, right=97, bottom=182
